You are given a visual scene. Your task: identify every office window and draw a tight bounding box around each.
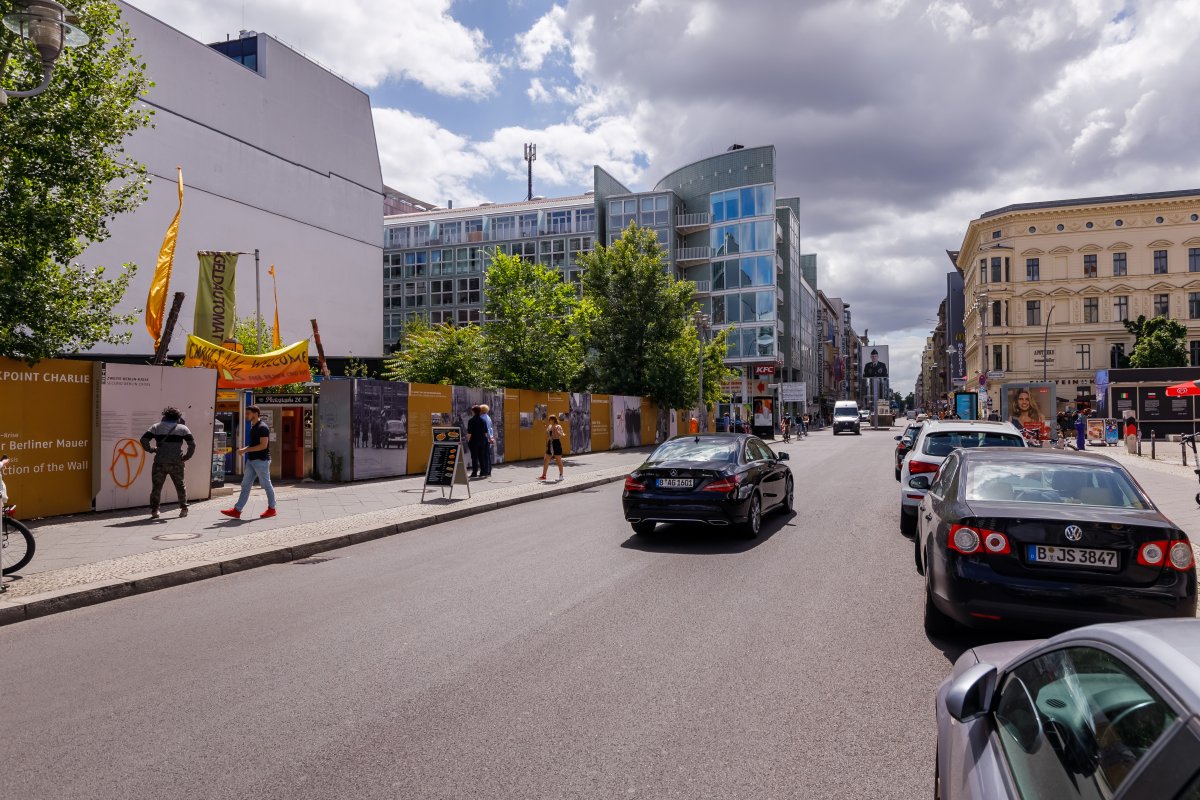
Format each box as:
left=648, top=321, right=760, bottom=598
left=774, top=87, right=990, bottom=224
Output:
left=457, top=277, right=481, bottom=305
left=1190, top=293, right=1200, bottom=319
left=1111, top=343, right=1125, bottom=368
left=1155, top=293, right=1170, bottom=317
left=1026, top=300, right=1041, bottom=327
left=430, top=279, right=453, bottom=306
left=1114, top=295, right=1129, bottom=322
left=1190, top=247, right=1200, bottom=273
left=1113, top=252, right=1127, bottom=276
left=991, top=300, right=1002, bottom=327
left=575, top=207, right=595, bottom=233
left=404, top=282, right=426, bottom=308
left=429, top=310, right=452, bottom=325
left=1083, top=297, right=1099, bottom=323
left=990, top=257, right=1002, bottom=283
left=1025, top=258, right=1039, bottom=281
left=492, top=216, right=515, bottom=239
left=992, top=344, right=1004, bottom=371
left=1083, top=253, right=1097, bottom=278
left=1154, top=249, right=1168, bottom=274
left=456, top=308, right=481, bottom=325
left=1077, top=343, right=1091, bottom=370
left=1192, top=341, right=1200, bottom=367
left=979, top=258, right=988, bottom=284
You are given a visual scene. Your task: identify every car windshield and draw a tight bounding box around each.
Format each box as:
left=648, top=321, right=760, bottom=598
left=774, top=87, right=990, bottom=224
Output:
left=834, top=409, right=857, bottom=418
left=649, top=438, right=739, bottom=464
left=964, top=462, right=1151, bottom=508
left=921, top=431, right=1024, bottom=457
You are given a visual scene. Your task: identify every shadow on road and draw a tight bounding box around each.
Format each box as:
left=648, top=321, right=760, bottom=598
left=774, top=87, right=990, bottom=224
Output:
left=619, top=511, right=793, bottom=555
left=929, top=620, right=1079, bottom=665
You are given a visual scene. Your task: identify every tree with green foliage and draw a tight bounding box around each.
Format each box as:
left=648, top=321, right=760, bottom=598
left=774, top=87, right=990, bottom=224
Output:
left=0, top=0, right=153, bottom=362
left=1124, top=315, right=1188, bottom=368
left=382, top=317, right=492, bottom=386
left=579, top=224, right=715, bottom=408
left=484, top=250, right=588, bottom=391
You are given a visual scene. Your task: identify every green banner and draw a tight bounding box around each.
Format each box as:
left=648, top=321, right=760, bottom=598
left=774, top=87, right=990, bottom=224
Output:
left=194, top=252, right=238, bottom=344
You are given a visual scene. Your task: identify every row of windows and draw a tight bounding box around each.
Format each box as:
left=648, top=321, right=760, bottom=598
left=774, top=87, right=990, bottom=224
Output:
left=385, top=207, right=596, bottom=248
left=711, top=220, right=776, bottom=256
left=385, top=238, right=595, bottom=278
left=709, top=291, right=777, bottom=325
left=986, top=248, right=1200, bottom=283
left=994, top=292, right=1200, bottom=327
left=688, top=256, right=777, bottom=291
left=714, top=325, right=776, bottom=359
left=609, top=195, right=670, bottom=231
left=984, top=339, right=1200, bottom=369
left=710, top=185, right=774, bottom=224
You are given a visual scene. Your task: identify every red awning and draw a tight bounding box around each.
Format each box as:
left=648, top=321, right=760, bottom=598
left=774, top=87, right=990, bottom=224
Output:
left=1165, top=380, right=1200, bottom=397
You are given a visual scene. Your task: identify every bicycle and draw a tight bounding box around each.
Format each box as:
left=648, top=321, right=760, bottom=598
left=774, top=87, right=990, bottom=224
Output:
left=1180, top=434, right=1200, bottom=506
left=1, top=454, right=36, bottom=576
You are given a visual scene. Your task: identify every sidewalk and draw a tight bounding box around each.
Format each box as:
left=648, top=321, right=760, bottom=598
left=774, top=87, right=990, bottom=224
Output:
left=0, top=447, right=653, bottom=625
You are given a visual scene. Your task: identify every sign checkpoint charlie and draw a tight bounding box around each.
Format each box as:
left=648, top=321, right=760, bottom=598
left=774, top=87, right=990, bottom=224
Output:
left=421, top=426, right=470, bottom=502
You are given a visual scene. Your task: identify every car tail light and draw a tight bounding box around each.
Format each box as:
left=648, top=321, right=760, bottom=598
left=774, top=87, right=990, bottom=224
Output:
left=948, top=525, right=981, bottom=554
left=908, top=459, right=939, bottom=475
left=1168, top=541, right=1194, bottom=571
left=624, top=475, right=646, bottom=492
left=1138, top=541, right=1166, bottom=567
left=948, top=524, right=1009, bottom=556
left=702, top=474, right=742, bottom=493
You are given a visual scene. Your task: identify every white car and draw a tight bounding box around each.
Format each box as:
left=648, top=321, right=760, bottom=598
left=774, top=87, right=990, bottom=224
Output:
left=898, top=419, right=1027, bottom=537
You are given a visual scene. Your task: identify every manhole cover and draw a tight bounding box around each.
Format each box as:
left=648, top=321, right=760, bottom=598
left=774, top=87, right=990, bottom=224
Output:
left=153, top=533, right=202, bottom=541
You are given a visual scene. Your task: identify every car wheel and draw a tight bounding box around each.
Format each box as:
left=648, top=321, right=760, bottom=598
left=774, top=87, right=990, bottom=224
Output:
left=923, top=555, right=955, bottom=638
left=630, top=520, right=656, bottom=536
left=900, top=509, right=916, bottom=537
left=781, top=477, right=794, bottom=513
left=739, top=493, right=761, bottom=539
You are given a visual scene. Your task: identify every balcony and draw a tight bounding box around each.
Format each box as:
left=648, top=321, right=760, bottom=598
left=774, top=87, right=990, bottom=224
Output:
left=676, top=246, right=711, bottom=263
left=675, top=212, right=710, bottom=233
left=691, top=280, right=711, bottom=294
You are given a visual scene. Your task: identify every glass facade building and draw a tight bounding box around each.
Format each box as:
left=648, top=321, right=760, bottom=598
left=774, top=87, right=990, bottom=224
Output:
left=381, top=145, right=818, bottom=410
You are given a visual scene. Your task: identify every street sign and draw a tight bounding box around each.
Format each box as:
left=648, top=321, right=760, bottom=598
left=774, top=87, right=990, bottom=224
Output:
left=988, top=371, right=1005, bottom=379
left=779, top=382, right=807, bottom=403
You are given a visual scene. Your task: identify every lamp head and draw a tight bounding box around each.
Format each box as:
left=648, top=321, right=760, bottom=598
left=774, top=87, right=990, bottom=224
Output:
left=3, top=0, right=88, bottom=65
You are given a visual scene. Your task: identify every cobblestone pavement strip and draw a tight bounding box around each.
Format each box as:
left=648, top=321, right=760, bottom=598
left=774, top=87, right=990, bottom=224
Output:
left=0, top=449, right=650, bottom=624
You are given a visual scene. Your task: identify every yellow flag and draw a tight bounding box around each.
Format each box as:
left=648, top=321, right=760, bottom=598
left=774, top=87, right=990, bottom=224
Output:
left=268, top=264, right=282, bottom=350
left=146, top=168, right=184, bottom=348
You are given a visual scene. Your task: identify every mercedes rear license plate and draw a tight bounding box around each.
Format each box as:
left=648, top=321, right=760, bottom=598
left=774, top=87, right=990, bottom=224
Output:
left=656, top=478, right=693, bottom=488
left=1026, top=545, right=1118, bottom=570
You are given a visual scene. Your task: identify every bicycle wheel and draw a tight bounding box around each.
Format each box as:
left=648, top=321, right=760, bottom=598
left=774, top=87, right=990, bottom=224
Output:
left=2, top=516, right=35, bottom=575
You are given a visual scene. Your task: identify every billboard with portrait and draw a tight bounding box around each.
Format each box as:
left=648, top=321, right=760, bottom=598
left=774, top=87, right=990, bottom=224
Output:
left=860, top=345, right=890, bottom=379
left=1000, top=382, right=1055, bottom=442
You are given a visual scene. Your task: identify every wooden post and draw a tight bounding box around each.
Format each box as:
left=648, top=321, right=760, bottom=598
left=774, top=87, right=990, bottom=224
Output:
left=152, top=292, right=186, bottom=365
left=310, top=318, right=331, bottom=378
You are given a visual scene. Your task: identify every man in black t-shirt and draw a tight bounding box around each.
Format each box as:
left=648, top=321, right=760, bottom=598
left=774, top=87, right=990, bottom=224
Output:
left=221, top=405, right=277, bottom=519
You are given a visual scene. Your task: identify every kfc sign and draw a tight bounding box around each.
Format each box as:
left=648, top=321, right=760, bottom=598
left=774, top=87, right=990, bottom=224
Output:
left=754, top=365, right=776, bottom=377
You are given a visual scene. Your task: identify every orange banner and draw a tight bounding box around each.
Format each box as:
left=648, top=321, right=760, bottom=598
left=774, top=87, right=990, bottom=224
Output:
left=184, top=335, right=310, bottom=388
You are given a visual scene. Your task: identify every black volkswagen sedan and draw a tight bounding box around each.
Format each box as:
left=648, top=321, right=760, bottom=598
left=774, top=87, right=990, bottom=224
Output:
left=622, top=434, right=792, bottom=538
left=913, top=448, right=1196, bottom=636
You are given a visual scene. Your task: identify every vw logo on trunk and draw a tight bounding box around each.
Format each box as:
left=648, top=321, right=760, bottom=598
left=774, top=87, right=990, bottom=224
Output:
left=1064, top=525, right=1084, bottom=542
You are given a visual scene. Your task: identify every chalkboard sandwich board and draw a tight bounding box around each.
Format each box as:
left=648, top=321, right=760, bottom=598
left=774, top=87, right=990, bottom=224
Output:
left=422, top=426, right=470, bottom=501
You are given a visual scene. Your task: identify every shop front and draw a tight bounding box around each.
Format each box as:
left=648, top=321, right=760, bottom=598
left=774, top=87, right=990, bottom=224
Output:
left=253, top=393, right=316, bottom=480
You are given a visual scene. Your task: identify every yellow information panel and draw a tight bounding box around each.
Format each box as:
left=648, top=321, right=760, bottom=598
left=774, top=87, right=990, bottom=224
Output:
left=406, top=383, right=452, bottom=475
left=547, top=392, right=570, bottom=455
left=640, top=398, right=658, bottom=446
left=0, top=357, right=94, bottom=518
left=591, top=395, right=611, bottom=451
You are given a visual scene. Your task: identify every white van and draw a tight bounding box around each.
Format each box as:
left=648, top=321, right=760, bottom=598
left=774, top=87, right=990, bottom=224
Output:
left=833, top=401, right=861, bottom=435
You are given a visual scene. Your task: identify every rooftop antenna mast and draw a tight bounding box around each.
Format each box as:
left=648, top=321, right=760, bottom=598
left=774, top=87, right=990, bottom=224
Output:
left=523, top=142, right=536, bottom=201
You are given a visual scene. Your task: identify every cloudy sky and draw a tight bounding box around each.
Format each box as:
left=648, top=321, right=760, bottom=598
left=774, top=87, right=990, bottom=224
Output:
left=132, top=0, right=1200, bottom=394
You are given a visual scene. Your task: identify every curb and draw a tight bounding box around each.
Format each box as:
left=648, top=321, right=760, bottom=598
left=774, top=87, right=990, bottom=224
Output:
left=0, top=471, right=627, bottom=627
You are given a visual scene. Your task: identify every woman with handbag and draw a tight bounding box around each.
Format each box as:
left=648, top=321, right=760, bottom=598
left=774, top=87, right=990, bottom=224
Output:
left=539, top=414, right=565, bottom=482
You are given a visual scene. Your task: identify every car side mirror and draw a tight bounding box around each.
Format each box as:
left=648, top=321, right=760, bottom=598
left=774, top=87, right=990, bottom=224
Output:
left=908, top=475, right=931, bottom=491
left=945, top=663, right=998, bottom=722
left=776, top=452, right=790, bottom=461
left=894, top=435, right=902, bottom=441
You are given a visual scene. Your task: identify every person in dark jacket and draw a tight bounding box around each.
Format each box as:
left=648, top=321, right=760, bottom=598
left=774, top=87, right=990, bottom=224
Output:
left=140, top=406, right=196, bottom=519
left=466, top=405, right=489, bottom=478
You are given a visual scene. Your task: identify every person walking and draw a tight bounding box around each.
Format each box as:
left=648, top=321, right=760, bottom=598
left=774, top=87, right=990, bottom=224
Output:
left=140, top=406, right=196, bottom=519
left=538, top=413, right=565, bottom=482
left=466, top=405, right=488, bottom=479
left=221, top=405, right=277, bottom=519
left=720, top=411, right=731, bottom=433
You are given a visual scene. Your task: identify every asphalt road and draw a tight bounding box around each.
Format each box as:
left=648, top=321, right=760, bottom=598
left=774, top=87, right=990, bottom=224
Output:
left=1, top=428, right=966, bottom=800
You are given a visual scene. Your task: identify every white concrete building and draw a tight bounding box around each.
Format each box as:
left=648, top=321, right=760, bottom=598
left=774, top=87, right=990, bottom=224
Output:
left=80, top=3, right=383, bottom=358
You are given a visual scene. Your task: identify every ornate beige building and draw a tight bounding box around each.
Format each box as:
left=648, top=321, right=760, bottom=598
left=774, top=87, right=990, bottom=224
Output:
left=955, top=190, right=1200, bottom=412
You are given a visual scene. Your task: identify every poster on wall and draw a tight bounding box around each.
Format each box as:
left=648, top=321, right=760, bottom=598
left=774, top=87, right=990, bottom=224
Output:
left=568, top=393, right=592, bottom=454
left=591, top=395, right=611, bottom=451
left=351, top=379, right=409, bottom=480
left=611, top=396, right=641, bottom=448
left=0, top=357, right=95, bottom=518
left=1138, top=387, right=1193, bottom=422
left=317, top=380, right=353, bottom=481
left=451, top=386, right=506, bottom=469
left=860, top=345, right=890, bottom=379
left=954, top=392, right=977, bottom=420
left=753, top=397, right=773, bottom=427
left=93, top=363, right=217, bottom=512
left=1000, top=382, right=1055, bottom=442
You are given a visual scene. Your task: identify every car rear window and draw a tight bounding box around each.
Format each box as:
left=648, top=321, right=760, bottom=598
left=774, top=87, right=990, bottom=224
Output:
left=649, top=439, right=739, bottom=463
left=964, top=462, right=1150, bottom=508
left=921, top=431, right=1024, bottom=457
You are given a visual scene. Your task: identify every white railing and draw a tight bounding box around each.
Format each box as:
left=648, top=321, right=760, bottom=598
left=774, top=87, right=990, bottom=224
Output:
left=692, top=280, right=711, bottom=293
left=676, top=212, right=710, bottom=228
left=677, top=246, right=711, bottom=261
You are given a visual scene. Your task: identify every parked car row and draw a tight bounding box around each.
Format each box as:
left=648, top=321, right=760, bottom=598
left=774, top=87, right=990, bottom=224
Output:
left=904, top=422, right=1200, bottom=798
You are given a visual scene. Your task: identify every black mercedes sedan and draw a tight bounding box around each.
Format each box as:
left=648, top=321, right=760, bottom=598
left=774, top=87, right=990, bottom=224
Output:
left=622, top=434, right=792, bottom=538
left=912, top=448, right=1196, bottom=636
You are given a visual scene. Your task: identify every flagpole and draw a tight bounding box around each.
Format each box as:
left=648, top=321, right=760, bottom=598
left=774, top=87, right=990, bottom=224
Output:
left=254, top=248, right=262, bottom=353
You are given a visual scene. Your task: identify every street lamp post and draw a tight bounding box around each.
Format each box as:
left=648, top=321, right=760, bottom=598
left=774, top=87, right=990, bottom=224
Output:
left=1, top=1, right=89, bottom=106
left=1042, top=303, right=1056, bottom=382
left=694, top=311, right=709, bottom=431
